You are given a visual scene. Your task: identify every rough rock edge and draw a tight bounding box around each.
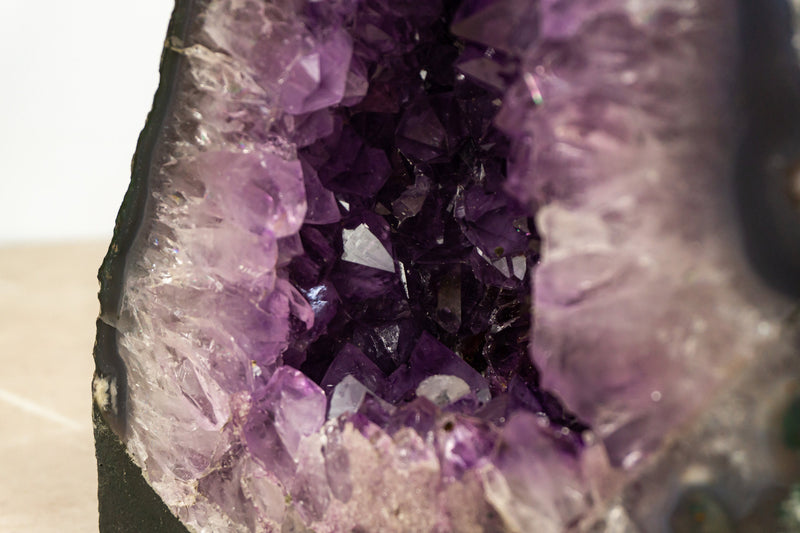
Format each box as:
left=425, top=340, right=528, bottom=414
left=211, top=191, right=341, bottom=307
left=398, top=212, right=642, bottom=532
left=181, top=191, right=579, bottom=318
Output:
left=94, top=0, right=199, bottom=530
left=94, top=402, right=189, bottom=532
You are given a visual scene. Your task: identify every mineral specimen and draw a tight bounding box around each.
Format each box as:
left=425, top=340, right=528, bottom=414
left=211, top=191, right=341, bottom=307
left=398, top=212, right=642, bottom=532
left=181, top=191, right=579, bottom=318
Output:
left=94, top=0, right=800, bottom=531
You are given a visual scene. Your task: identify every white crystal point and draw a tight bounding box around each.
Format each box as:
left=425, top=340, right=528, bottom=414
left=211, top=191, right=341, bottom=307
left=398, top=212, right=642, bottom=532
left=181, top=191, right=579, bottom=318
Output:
left=512, top=255, right=527, bottom=280
left=341, top=223, right=395, bottom=272
left=416, top=374, right=471, bottom=406
left=328, top=375, right=369, bottom=419
left=298, top=53, right=322, bottom=84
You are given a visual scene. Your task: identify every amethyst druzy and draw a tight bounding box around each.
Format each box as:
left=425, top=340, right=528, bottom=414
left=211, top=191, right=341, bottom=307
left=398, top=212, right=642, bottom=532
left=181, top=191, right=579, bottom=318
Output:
left=94, top=0, right=800, bottom=531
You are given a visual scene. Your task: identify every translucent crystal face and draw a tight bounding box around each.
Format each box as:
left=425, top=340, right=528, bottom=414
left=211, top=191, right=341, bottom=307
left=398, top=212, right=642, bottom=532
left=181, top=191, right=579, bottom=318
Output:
left=94, top=0, right=800, bottom=531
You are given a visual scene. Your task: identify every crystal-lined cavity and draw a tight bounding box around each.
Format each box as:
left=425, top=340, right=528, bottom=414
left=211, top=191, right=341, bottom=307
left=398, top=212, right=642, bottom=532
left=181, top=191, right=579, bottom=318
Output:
left=94, top=0, right=800, bottom=531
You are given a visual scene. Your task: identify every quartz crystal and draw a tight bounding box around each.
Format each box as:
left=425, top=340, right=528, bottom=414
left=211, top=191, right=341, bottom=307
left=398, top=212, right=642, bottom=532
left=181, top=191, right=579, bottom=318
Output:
left=94, top=0, right=800, bottom=531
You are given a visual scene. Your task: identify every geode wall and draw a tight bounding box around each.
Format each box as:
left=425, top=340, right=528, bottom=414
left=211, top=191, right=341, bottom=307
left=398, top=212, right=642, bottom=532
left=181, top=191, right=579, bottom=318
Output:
left=94, top=0, right=800, bottom=532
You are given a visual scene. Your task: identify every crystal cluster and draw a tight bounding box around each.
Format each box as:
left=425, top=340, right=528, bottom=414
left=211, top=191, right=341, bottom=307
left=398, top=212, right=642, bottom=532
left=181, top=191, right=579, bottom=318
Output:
left=276, top=1, right=588, bottom=436
left=94, top=0, right=800, bottom=531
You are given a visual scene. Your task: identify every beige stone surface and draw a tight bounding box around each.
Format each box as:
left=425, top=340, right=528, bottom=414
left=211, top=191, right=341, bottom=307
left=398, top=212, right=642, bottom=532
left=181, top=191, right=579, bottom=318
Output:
left=0, top=241, right=106, bottom=532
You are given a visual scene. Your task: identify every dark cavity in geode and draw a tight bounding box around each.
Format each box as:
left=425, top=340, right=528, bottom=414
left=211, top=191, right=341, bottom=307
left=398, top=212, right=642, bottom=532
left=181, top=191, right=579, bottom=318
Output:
left=272, top=0, right=583, bottom=432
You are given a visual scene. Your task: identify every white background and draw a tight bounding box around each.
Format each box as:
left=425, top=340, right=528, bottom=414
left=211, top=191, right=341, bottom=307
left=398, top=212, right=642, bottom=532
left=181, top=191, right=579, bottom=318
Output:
left=0, top=1, right=175, bottom=244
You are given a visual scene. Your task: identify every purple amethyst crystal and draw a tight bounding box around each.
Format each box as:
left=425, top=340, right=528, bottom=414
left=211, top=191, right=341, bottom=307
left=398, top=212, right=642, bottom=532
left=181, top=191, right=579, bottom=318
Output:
left=94, top=0, right=800, bottom=531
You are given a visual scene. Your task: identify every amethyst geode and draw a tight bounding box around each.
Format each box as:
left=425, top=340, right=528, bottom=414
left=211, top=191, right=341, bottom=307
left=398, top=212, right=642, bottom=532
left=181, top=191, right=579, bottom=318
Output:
left=94, top=0, right=800, bottom=531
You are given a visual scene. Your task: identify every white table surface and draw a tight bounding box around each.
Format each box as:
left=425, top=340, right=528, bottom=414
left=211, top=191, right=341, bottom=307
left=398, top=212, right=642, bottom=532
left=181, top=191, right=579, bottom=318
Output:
left=0, top=242, right=106, bottom=532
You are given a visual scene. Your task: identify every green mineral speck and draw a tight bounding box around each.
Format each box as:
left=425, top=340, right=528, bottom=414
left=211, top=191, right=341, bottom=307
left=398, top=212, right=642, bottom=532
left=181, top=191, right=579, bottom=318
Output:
left=782, top=397, right=800, bottom=449
left=781, top=484, right=800, bottom=532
